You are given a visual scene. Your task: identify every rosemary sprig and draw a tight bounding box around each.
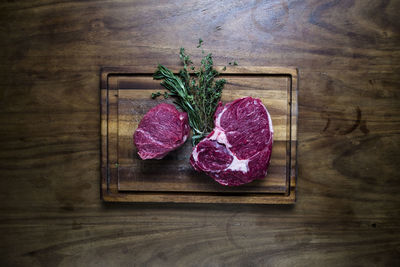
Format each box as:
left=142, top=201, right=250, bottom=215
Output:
left=153, top=45, right=226, bottom=145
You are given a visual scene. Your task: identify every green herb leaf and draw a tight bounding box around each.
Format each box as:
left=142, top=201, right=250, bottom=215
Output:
left=233, top=61, right=238, bottom=66
left=151, top=91, right=161, bottom=99
left=153, top=45, right=226, bottom=145
left=197, top=38, right=203, bottom=48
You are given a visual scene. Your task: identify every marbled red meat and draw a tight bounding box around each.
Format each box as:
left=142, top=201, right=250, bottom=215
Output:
left=190, top=97, right=273, bottom=186
left=134, top=103, right=190, bottom=160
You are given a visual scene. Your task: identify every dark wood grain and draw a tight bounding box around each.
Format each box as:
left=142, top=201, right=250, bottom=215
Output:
left=101, top=67, right=297, bottom=203
left=0, top=0, right=399, bottom=266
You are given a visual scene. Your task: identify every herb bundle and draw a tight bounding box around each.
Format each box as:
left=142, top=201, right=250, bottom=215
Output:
left=153, top=42, right=226, bottom=145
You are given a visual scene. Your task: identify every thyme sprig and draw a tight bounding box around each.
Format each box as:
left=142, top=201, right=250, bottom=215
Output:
left=153, top=44, right=226, bottom=145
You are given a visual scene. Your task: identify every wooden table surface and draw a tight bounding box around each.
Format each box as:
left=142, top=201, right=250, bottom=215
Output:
left=1, top=0, right=399, bottom=266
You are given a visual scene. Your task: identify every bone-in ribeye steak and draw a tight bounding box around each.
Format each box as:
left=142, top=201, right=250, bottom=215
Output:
left=190, top=97, right=273, bottom=186
left=134, top=103, right=190, bottom=160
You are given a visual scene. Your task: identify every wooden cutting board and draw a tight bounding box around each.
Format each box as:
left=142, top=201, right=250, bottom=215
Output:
left=101, top=66, right=298, bottom=204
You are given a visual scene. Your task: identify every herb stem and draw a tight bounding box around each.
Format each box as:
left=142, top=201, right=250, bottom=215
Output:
left=153, top=46, right=226, bottom=145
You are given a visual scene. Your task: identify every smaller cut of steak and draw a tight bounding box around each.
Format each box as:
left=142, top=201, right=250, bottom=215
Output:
left=134, top=103, right=190, bottom=160
left=190, top=97, right=273, bottom=186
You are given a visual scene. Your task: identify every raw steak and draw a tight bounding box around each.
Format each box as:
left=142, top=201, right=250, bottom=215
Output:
left=190, top=97, right=273, bottom=186
left=134, top=103, right=190, bottom=160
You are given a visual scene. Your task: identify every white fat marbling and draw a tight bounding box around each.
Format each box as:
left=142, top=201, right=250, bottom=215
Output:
left=227, top=155, right=249, bottom=173
left=261, top=102, right=274, bottom=134
left=192, top=147, right=199, bottom=161
left=215, top=106, right=227, bottom=128
left=208, top=128, right=231, bottom=148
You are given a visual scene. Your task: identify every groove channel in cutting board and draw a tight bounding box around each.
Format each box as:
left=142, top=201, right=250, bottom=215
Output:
left=113, top=75, right=290, bottom=193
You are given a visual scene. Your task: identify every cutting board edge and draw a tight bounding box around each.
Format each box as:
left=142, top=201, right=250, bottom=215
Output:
left=100, top=66, right=298, bottom=204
